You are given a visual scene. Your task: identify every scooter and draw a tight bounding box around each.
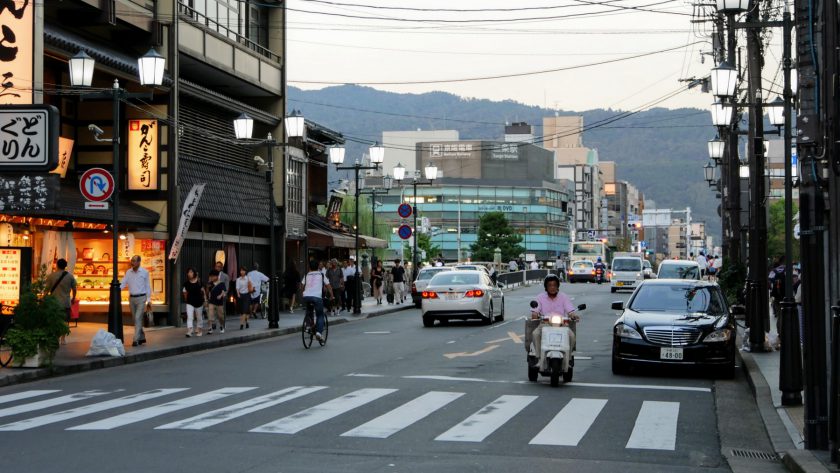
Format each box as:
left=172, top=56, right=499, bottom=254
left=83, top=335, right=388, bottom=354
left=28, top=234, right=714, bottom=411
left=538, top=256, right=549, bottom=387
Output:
left=525, top=301, right=586, bottom=387
left=595, top=267, right=605, bottom=284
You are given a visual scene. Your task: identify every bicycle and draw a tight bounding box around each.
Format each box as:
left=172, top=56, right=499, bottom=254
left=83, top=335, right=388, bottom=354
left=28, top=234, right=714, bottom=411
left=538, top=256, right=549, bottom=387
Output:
left=0, top=303, right=14, bottom=368
left=301, top=299, right=329, bottom=349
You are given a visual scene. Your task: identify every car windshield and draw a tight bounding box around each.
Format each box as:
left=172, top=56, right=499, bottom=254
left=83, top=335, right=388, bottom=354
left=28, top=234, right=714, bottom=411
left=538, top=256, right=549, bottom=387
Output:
left=630, top=285, right=725, bottom=314
left=417, top=268, right=450, bottom=280
left=572, top=262, right=593, bottom=270
left=659, top=264, right=700, bottom=279
left=430, top=273, right=480, bottom=286
left=573, top=243, right=600, bottom=255
left=613, top=259, right=642, bottom=271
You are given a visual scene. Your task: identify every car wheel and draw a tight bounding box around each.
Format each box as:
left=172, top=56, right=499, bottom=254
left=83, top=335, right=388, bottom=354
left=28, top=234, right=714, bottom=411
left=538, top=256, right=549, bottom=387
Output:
left=422, top=316, right=434, bottom=327
left=484, top=301, right=494, bottom=325
left=496, top=297, right=505, bottom=322
left=414, top=301, right=421, bottom=309
left=611, top=354, right=626, bottom=375
left=563, top=364, right=573, bottom=383
left=549, top=358, right=562, bottom=387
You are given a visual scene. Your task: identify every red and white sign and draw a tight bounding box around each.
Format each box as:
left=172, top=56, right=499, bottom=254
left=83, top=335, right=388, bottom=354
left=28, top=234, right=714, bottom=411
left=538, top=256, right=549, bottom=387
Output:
left=79, top=168, right=114, bottom=202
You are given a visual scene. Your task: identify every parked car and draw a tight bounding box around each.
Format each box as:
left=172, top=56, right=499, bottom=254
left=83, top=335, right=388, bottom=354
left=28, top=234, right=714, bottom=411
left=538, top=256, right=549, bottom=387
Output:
left=642, top=260, right=654, bottom=279
left=611, top=279, right=738, bottom=378
left=567, top=260, right=596, bottom=283
left=657, top=259, right=702, bottom=280
left=411, top=266, right=454, bottom=308
left=421, top=270, right=504, bottom=327
left=610, top=256, right=644, bottom=293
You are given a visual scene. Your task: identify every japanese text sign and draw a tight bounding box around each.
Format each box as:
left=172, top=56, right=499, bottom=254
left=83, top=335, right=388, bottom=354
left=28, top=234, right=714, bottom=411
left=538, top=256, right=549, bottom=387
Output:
left=127, top=119, right=158, bottom=190
left=0, top=104, right=59, bottom=171
left=0, top=0, right=33, bottom=104
left=51, top=136, right=74, bottom=178
left=0, top=173, right=58, bottom=211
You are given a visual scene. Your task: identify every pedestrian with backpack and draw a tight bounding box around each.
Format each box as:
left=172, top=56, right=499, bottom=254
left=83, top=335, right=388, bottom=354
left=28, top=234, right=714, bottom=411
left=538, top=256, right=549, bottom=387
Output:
left=768, top=256, right=786, bottom=334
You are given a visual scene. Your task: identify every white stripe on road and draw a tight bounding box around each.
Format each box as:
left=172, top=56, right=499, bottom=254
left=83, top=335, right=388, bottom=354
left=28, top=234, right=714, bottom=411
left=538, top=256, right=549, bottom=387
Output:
left=346, top=373, right=386, bottom=378
left=435, top=395, right=537, bottom=442
left=626, top=401, right=680, bottom=450
left=0, top=390, right=61, bottom=405
left=529, top=398, right=607, bottom=446
left=0, top=390, right=111, bottom=418
left=567, top=382, right=710, bottom=393
left=251, top=388, right=397, bottom=435
left=68, top=387, right=256, bottom=430
left=156, top=386, right=326, bottom=430
left=342, top=391, right=464, bottom=438
left=403, top=375, right=509, bottom=384
left=0, top=389, right=187, bottom=431
left=364, top=331, right=391, bottom=334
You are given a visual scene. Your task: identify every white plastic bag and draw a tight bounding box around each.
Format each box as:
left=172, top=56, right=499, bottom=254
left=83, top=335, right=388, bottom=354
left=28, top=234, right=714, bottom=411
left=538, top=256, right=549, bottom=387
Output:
left=86, top=329, right=126, bottom=357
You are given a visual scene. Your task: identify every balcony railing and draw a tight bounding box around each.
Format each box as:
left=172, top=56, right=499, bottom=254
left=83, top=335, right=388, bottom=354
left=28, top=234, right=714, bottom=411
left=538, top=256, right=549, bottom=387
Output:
left=178, top=2, right=281, bottom=64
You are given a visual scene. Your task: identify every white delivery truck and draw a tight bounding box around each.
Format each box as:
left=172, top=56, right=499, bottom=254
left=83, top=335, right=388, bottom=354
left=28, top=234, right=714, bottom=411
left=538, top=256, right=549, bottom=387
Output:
left=610, top=252, right=645, bottom=293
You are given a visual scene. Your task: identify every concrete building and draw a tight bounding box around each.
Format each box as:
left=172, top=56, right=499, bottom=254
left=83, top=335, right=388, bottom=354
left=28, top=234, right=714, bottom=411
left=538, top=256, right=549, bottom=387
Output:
left=382, top=130, right=459, bottom=178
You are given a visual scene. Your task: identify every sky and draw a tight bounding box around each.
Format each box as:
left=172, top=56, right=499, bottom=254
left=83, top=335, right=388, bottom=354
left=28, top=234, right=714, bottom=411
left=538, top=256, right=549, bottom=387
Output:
left=283, top=0, right=753, bottom=113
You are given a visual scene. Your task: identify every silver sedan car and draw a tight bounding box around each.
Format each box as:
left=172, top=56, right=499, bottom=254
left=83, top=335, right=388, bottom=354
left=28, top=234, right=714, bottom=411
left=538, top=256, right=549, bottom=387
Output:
left=421, top=270, right=504, bottom=327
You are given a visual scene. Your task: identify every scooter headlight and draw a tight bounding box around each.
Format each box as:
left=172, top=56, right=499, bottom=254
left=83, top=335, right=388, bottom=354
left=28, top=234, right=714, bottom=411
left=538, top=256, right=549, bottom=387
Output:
left=550, top=315, right=563, bottom=325
left=614, top=323, right=642, bottom=339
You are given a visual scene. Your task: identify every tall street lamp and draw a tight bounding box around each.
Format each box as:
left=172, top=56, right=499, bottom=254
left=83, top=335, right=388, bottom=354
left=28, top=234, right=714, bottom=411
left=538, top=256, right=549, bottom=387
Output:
left=233, top=110, right=305, bottom=328
left=69, top=48, right=165, bottom=341
left=359, top=174, right=394, bottom=267
left=393, top=162, right=438, bottom=282
left=332, top=142, right=385, bottom=314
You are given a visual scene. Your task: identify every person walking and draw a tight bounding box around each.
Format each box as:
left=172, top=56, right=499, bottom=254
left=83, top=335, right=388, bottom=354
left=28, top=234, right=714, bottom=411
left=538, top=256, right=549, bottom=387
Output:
left=343, top=257, right=357, bottom=311
left=248, top=263, right=269, bottom=318
left=325, top=259, right=344, bottom=316
left=487, top=264, right=497, bottom=286
left=182, top=267, right=207, bottom=337
left=391, top=259, right=407, bottom=304
left=46, top=258, right=76, bottom=345
left=212, top=261, right=230, bottom=331
left=695, top=251, right=708, bottom=279
left=235, top=266, right=252, bottom=330
left=120, top=255, right=151, bottom=347
left=371, top=260, right=384, bottom=304
left=207, top=270, right=227, bottom=334
left=282, top=262, right=301, bottom=313
left=508, top=259, right=518, bottom=272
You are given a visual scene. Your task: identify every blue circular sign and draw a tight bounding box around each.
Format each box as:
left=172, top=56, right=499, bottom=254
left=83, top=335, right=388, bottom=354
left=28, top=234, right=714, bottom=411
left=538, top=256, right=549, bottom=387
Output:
left=398, top=225, right=413, bottom=240
left=397, top=203, right=413, bottom=219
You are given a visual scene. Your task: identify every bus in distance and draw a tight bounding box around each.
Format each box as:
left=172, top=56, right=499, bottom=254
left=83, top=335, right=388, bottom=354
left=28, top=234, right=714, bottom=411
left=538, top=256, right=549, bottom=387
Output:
left=570, top=241, right=612, bottom=265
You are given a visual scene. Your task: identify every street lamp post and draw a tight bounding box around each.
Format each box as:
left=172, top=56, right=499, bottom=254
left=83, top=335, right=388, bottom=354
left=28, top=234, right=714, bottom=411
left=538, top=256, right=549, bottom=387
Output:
left=332, top=143, right=385, bottom=314
left=233, top=110, right=305, bottom=328
left=68, top=48, right=165, bottom=341
left=359, top=174, right=394, bottom=268
left=393, top=162, right=438, bottom=282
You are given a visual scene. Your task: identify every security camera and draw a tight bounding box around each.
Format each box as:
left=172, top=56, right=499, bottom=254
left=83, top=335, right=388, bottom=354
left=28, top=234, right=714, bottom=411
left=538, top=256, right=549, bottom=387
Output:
left=253, top=156, right=266, bottom=166
left=88, top=124, right=104, bottom=136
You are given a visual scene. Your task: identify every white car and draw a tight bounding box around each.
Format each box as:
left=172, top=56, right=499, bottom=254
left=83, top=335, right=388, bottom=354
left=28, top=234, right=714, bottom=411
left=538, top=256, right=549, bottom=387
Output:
left=610, top=256, right=644, bottom=293
left=411, top=266, right=454, bottom=308
left=453, top=264, right=491, bottom=275
left=421, top=270, right=504, bottom=327
left=657, top=260, right=702, bottom=280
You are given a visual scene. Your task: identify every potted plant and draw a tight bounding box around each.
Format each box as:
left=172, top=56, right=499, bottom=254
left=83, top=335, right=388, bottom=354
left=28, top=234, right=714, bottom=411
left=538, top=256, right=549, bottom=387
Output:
left=5, top=265, right=70, bottom=368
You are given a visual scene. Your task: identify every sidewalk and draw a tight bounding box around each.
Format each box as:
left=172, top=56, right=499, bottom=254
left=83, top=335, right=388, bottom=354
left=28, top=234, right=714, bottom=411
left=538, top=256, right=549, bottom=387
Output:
left=738, top=320, right=838, bottom=472
left=0, top=298, right=413, bottom=388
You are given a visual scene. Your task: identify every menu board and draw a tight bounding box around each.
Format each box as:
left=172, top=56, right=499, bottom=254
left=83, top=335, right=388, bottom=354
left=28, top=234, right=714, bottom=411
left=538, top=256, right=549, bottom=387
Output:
left=139, top=239, right=166, bottom=303
left=0, top=248, right=32, bottom=312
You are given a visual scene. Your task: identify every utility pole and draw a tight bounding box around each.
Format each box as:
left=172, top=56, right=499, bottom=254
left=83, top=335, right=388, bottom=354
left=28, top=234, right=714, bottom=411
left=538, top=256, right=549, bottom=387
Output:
left=828, top=0, right=840, bottom=458
left=723, top=14, right=741, bottom=266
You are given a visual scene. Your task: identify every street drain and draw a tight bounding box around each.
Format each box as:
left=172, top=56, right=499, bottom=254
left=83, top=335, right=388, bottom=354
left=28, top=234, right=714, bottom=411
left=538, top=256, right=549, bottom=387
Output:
left=730, top=449, right=779, bottom=461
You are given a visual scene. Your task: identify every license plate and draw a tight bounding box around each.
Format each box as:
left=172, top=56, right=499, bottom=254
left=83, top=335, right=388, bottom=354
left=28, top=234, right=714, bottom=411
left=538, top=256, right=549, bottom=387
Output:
left=660, top=347, right=684, bottom=360
left=546, top=332, right=566, bottom=346
left=616, top=282, right=624, bottom=287
left=445, top=293, right=461, bottom=300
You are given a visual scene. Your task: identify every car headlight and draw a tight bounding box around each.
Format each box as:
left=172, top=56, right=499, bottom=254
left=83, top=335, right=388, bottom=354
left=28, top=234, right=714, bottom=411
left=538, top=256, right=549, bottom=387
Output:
left=614, top=323, right=642, bottom=339
left=704, top=329, right=732, bottom=342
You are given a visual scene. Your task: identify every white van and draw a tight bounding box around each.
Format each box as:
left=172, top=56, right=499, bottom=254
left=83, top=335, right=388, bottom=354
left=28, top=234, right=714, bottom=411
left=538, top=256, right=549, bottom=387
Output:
left=610, top=256, right=644, bottom=293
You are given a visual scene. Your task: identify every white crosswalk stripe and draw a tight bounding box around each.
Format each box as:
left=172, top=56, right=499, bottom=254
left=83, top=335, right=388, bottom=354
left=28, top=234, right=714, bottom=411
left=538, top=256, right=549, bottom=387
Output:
left=529, top=398, right=608, bottom=446
left=0, top=390, right=111, bottom=419
left=342, top=391, right=464, bottom=439
left=0, top=389, right=187, bottom=431
left=68, top=387, right=256, bottom=430
left=435, top=395, right=537, bottom=443
left=0, top=390, right=61, bottom=406
left=156, top=386, right=327, bottom=431
left=626, top=401, right=680, bottom=450
left=251, top=388, right=397, bottom=435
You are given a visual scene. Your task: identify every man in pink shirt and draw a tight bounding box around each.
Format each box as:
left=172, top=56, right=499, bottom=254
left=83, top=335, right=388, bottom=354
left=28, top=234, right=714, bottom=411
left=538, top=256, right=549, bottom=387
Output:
left=530, top=274, right=580, bottom=366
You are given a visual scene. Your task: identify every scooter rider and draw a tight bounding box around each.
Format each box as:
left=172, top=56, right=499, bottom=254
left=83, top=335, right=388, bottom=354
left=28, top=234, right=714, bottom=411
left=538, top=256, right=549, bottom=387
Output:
left=594, top=257, right=607, bottom=283
left=530, top=274, right=579, bottom=367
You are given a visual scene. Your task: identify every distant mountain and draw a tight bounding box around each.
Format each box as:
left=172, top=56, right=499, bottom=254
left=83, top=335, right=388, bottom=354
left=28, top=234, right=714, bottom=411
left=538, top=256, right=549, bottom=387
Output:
left=288, top=85, right=719, bottom=235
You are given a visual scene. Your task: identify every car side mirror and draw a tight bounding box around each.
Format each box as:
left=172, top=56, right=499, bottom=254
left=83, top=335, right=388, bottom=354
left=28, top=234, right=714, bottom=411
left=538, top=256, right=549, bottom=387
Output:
left=611, top=301, right=624, bottom=311
left=576, top=304, right=587, bottom=311
left=729, top=304, right=746, bottom=316
left=529, top=300, right=538, bottom=309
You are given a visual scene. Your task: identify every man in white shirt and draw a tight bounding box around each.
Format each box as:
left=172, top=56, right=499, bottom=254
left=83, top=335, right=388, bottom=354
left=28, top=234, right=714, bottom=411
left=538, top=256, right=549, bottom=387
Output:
left=508, top=259, right=518, bottom=272
left=530, top=260, right=539, bottom=270
left=343, top=258, right=358, bottom=312
left=248, top=263, right=270, bottom=318
left=302, top=259, right=334, bottom=341
left=695, top=252, right=708, bottom=279
left=120, top=255, right=152, bottom=347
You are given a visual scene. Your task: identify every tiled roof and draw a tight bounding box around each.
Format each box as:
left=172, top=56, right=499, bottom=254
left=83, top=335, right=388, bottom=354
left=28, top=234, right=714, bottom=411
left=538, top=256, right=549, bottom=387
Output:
left=179, top=155, right=281, bottom=226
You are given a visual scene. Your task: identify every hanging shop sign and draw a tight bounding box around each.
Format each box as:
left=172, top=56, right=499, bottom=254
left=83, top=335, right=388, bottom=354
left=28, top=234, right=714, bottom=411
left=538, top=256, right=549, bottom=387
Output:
left=127, top=119, right=158, bottom=190
left=51, top=137, right=74, bottom=178
left=0, top=247, right=31, bottom=312
left=0, top=105, right=59, bottom=171
left=0, top=0, right=33, bottom=105
left=0, top=173, right=59, bottom=211
left=169, top=183, right=206, bottom=261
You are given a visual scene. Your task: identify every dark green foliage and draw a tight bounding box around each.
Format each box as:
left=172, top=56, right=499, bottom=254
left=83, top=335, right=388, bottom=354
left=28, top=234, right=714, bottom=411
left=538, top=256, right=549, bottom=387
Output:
left=767, top=199, right=799, bottom=261
left=6, top=265, right=70, bottom=364
left=470, top=212, right=524, bottom=261
left=718, top=260, right=747, bottom=305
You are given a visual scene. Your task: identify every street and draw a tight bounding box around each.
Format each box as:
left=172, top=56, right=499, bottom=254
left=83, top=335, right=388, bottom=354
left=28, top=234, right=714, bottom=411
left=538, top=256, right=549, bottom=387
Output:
left=0, top=282, right=777, bottom=473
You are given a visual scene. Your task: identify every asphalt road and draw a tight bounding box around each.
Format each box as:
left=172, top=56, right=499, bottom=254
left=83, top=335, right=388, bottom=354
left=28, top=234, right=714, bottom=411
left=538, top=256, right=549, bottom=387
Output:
left=0, top=281, right=781, bottom=473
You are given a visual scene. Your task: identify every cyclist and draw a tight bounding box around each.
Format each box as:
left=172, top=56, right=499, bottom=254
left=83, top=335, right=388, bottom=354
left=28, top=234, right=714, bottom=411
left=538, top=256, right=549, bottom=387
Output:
left=301, top=259, right=334, bottom=341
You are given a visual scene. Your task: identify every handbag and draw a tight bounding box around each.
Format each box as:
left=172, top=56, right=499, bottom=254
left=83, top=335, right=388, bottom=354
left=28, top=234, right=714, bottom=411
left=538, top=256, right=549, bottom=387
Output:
left=70, top=299, right=80, bottom=319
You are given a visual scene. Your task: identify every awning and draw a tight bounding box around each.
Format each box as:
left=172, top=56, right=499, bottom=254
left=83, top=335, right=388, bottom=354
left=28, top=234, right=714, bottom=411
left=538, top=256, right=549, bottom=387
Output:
left=308, top=228, right=355, bottom=248
left=361, top=235, right=388, bottom=249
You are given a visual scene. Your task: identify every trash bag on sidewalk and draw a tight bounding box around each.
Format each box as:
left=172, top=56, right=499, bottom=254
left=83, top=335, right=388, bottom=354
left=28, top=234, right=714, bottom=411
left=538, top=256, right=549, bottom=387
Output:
left=86, top=329, right=126, bottom=357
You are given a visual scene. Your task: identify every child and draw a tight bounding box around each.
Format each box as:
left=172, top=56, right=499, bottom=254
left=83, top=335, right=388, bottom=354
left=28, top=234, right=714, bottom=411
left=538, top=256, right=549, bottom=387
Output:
left=207, top=270, right=227, bottom=334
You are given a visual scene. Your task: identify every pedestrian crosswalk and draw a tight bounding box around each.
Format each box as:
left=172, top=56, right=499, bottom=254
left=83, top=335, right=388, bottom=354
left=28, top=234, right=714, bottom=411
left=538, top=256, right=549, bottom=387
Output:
left=0, top=386, right=692, bottom=451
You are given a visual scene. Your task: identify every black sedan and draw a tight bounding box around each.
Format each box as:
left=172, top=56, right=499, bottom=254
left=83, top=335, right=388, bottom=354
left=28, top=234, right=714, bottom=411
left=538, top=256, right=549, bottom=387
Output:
left=611, top=279, right=739, bottom=378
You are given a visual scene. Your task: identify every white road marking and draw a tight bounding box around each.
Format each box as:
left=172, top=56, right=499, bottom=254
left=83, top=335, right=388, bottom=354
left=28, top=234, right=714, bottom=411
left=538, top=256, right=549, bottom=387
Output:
left=529, top=398, right=608, bottom=446
left=156, top=386, right=326, bottom=430
left=0, top=389, right=187, bottom=431
left=435, top=395, right=537, bottom=442
left=342, top=391, right=464, bottom=438
left=626, top=401, right=680, bottom=450
left=251, top=388, right=397, bottom=434
left=68, top=387, right=256, bottom=430
left=404, top=375, right=509, bottom=384
left=0, top=390, right=111, bottom=418
left=364, top=331, right=391, bottom=334
left=446, top=341, right=456, bottom=344
left=346, top=373, right=386, bottom=378
left=0, top=390, right=60, bottom=405
left=567, top=382, right=710, bottom=393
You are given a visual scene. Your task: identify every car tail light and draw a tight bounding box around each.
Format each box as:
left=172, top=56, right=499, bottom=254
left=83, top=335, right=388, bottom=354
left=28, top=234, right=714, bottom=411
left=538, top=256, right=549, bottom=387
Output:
left=421, top=291, right=438, bottom=299
left=465, top=289, right=485, bottom=297
left=412, top=283, right=417, bottom=293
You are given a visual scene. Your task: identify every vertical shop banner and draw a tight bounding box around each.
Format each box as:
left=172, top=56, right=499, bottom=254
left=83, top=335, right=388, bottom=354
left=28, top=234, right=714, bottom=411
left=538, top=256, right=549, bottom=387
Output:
left=0, top=247, right=31, bottom=311
left=168, top=183, right=205, bottom=262
left=51, top=137, right=74, bottom=178
left=127, top=120, right=158, bottom=190
left=0, top=0, right=33, bottom=104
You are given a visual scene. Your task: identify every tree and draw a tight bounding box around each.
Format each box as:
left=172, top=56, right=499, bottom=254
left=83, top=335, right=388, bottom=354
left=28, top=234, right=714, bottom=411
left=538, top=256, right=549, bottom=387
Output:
left=470, top=212, right=524, bottom=262
left=767, top=199, right=799, bottom=262
left=403, top=232, right=440, bottom=264
left=338, top=195, right=390, bottom=260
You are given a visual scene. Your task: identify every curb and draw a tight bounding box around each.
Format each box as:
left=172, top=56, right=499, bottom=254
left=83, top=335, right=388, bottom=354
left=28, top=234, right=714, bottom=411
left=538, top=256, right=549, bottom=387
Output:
left=0, top=304, right=412, bottom=388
